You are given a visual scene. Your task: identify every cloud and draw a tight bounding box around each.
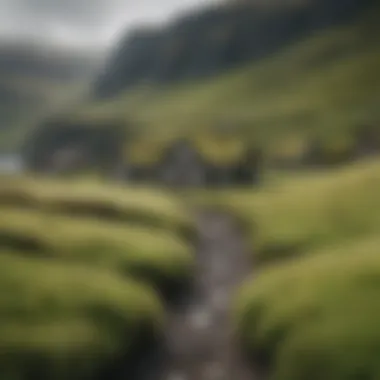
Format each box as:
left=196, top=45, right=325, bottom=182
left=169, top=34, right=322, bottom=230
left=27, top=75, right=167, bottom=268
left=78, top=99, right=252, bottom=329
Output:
left=0, top=0, right=220, bottom=48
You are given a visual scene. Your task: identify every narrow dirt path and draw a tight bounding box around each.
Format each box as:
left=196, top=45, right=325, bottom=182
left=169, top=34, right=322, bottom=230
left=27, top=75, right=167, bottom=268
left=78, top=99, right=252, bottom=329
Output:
left=153, top=210, right=256, bottom=380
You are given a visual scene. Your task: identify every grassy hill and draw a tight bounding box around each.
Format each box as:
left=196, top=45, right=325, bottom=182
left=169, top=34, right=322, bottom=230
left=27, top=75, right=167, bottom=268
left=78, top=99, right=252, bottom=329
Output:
left=74, top=4, right=379, bottom=147
left=0, top=175, right=195, bottom=378
left=188, top=157, right=380, bottom=380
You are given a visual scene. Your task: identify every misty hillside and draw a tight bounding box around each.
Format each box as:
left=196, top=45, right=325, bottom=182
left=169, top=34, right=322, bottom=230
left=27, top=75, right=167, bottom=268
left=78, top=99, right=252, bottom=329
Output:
left=67, top=1, right=379, bottom=142
left=0, top=40, right=103, bottom=151
left=94, top=0, right=375, bottom=99
left=23, top=0, right=380, bottom=169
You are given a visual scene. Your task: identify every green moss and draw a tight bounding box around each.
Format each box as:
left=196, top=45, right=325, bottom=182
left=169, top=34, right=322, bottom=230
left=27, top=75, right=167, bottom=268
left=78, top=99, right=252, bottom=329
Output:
left=192, top=134, right=248, bottom=165
left=267, top=135, right=309, bottom=165
left=126, top=138, right=171, bottom=166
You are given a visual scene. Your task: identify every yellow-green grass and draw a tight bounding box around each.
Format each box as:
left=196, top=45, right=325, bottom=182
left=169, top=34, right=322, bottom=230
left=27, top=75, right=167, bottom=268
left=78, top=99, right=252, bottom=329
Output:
left=220, top=159, right=380, bottom=379
left=124, top=133, right=252, bottom=167
left=0, top=251, right=163, bottom=380
left=235, top=235, right=380, bottom=380
left=196, top=159, right=380, bottom=265
left=0, top=176, right=195, bottom=379
left=0, top=175, right=195, bottom=241
left=0, top=206, right=194, bottom=292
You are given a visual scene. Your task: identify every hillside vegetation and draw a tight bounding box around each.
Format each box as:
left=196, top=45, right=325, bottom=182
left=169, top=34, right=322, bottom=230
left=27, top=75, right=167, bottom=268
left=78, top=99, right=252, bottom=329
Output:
left=94, top=0, right=372, bottom=98
left=0, top=176, right=195, bottom=379
left=73, top=3, right=379, bottom=148
left=196, top=158, right=380, bottom=379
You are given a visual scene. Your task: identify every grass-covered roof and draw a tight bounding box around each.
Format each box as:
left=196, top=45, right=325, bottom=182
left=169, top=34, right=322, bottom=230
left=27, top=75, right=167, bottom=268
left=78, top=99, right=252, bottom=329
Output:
left=124, top=134, right=257, bottom=166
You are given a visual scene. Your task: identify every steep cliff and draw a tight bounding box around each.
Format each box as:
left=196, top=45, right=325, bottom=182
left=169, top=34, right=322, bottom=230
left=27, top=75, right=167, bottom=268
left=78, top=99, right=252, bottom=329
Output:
left=94, top=0, right=374, bottom=99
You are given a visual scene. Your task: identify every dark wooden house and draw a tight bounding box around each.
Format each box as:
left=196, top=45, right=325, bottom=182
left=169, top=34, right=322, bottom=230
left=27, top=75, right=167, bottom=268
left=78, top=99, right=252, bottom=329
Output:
left=157, top=139, right=207, bottom=187
left=122, top=135, right=263, bottom=188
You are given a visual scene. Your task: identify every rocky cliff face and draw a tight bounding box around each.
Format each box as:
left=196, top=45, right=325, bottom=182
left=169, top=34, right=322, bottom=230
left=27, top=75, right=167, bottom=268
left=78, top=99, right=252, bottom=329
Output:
left=94, top=0, right=373, bottom=99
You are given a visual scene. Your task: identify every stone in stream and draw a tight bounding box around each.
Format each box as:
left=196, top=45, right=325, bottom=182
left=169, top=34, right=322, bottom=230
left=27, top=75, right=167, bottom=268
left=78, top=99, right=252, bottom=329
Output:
left=211, top=289, right=229, bottom=311
left=202, top=362, right=226, bottom=380
left=167, top=372, right=187, bottom=380
left=189, top=309, right=212, bottom=330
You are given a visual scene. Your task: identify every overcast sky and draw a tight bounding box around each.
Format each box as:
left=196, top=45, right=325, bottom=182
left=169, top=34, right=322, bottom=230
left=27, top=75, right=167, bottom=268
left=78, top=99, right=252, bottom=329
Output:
left=0, top=0, right=220, bottom=49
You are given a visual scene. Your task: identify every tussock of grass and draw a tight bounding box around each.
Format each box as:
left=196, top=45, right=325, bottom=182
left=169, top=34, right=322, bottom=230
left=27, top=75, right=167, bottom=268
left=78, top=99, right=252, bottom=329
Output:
left=219, top=159, right=380, bottom=379
left=206, top=159, right=380, bottom=264
left=0, top=207, right=194, bottom=290
left=0, top=175, right=196, bottom=379
left=0, top=251, right=163, bottom=380
left=235, top=236, right=380, bottom=380
left=0, top=176, right=195, bottom=241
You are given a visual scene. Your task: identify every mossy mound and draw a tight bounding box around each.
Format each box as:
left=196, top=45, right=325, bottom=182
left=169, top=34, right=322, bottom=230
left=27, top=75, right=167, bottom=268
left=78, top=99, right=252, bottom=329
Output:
left=202, top=159, right=380, bottom=264
left=0, top=207, right=194, bottom=291
left=0, top=176, right=196, bottom=379
left=0, top=252, right=163, bottom=380
left=235, top=236, right=380, bottom=380
left=124, top=134, right=258, bottom=167
left=0, top=176, right=195, bottom=241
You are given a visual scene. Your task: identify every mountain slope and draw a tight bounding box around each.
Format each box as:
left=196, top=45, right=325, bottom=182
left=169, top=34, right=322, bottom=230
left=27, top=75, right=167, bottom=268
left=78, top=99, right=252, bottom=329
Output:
left=93, top=0, right=374, bottom=99
left=74, top=3, right=379, bottom=144
left=23, top=1, right=380, bottom=171
left=0, top=41, right=103, bottom=151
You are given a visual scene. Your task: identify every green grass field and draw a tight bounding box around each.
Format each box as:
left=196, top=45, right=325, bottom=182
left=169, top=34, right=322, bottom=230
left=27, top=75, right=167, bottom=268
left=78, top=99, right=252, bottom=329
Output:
left=0, top=176, right=195, bottom=240
left=201, top=158, right=380, bottom=263
left=0, top=176, right=195, bottom=379
left=1, top=3, right=379, bottom=378
left=235, top=235, right=380, bottom=380
left=201, top=158, right=380, bottom=380
left=0, top=252, right=163, bottom=380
